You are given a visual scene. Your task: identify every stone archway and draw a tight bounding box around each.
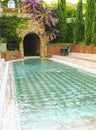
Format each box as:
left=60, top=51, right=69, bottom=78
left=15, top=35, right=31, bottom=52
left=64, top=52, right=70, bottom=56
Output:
left=23, top=32, right=40, bottom=56
left=18, top=19, right=49, bottom=58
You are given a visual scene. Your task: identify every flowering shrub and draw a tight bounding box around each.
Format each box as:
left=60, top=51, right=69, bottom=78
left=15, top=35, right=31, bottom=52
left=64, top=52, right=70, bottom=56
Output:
left=22, top=0, right=58, bottom=40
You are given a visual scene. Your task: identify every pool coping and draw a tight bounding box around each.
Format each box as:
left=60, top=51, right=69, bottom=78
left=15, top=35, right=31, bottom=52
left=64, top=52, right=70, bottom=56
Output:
left=1, top=62, right=21, bottom=130
left=0, top=62, right=9, bottom=129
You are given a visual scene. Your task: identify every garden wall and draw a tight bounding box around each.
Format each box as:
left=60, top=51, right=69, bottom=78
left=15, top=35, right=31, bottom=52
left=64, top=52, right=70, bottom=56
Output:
left=1, top=51, right=22, bottom=61
left=47, top=44, right=96, bottom=57
left=2, top=8, right=18, bottom=13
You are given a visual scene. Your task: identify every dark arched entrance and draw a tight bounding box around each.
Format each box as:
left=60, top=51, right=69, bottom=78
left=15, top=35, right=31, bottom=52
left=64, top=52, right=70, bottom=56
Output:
left=23, top=33, right=40, bottom=56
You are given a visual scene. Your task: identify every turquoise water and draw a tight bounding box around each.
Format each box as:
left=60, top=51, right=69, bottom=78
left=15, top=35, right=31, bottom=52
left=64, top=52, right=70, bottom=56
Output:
left=13, top=58, right=96, bottom=130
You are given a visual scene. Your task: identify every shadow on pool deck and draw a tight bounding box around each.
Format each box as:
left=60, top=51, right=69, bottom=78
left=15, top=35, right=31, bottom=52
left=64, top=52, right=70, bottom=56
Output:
left=51, top=52, right=96, bottom=74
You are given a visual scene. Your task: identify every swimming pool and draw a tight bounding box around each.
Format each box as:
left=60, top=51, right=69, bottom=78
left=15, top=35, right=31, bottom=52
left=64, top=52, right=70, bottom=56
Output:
left=13, top=58, right=96, bottom=130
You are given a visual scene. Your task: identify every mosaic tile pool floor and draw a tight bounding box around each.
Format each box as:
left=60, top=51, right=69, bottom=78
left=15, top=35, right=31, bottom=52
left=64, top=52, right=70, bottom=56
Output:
left=13, top=58, right=96, bottom=130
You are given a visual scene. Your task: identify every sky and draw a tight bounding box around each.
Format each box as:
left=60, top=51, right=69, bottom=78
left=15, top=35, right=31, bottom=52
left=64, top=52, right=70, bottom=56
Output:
left=43, top=0, right=79, bottom=4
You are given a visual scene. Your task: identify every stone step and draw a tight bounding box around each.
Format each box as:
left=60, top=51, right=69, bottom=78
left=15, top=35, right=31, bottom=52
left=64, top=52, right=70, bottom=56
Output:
left=51, top=55, right=96, bottom=73
left=69, top=52, right=96, bottom=60
left=0, top=63, right=6, bottom=89
left=0, top=62, right=9, bottom=129
left=0, top=59, right=5, bottom=68
left=0, top=59, right=6, bottom=90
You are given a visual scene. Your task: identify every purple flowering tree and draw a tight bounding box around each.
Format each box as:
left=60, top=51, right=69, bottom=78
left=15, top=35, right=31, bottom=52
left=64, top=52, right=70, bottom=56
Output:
left=22, top=0, right=58, bottom=40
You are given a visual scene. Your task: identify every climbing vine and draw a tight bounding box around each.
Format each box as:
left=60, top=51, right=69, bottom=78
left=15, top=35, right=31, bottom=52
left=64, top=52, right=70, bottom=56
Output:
left=22, top=0, right=58, bottom=40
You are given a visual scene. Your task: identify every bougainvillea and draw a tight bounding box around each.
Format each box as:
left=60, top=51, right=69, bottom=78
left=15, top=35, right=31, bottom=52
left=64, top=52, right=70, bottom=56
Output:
left=22, top=0, right=58, bottom=40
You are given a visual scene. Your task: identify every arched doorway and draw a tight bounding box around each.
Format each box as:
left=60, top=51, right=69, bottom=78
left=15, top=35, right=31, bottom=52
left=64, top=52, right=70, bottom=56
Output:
left=23, top=33, right=40, bottom=56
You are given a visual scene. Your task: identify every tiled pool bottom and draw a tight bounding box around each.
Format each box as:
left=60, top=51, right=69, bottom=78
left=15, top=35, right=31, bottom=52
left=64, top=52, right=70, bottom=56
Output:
left=13, top=58, right=96, bottom=130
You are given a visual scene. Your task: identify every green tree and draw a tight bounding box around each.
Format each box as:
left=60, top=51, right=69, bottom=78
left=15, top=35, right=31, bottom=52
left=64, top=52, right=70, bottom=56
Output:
left=43, top=1, right=58, bottom=8
left=85, top=0, right=95, bottom=45
left=0, top=15, right=22, bottom=50
left=66, top=2, right=76, bottom=17
left=57, top=0, right=67, bottom=42
left=66, top=21, right=74, bottom=43
left=93, top=1, right=96, bottom=45
left=74, top=0, right=84, bottom=43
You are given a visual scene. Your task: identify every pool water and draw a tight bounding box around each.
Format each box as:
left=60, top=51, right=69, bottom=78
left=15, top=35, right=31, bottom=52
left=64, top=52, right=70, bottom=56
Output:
left=13, top=58, right=96, bottom=130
